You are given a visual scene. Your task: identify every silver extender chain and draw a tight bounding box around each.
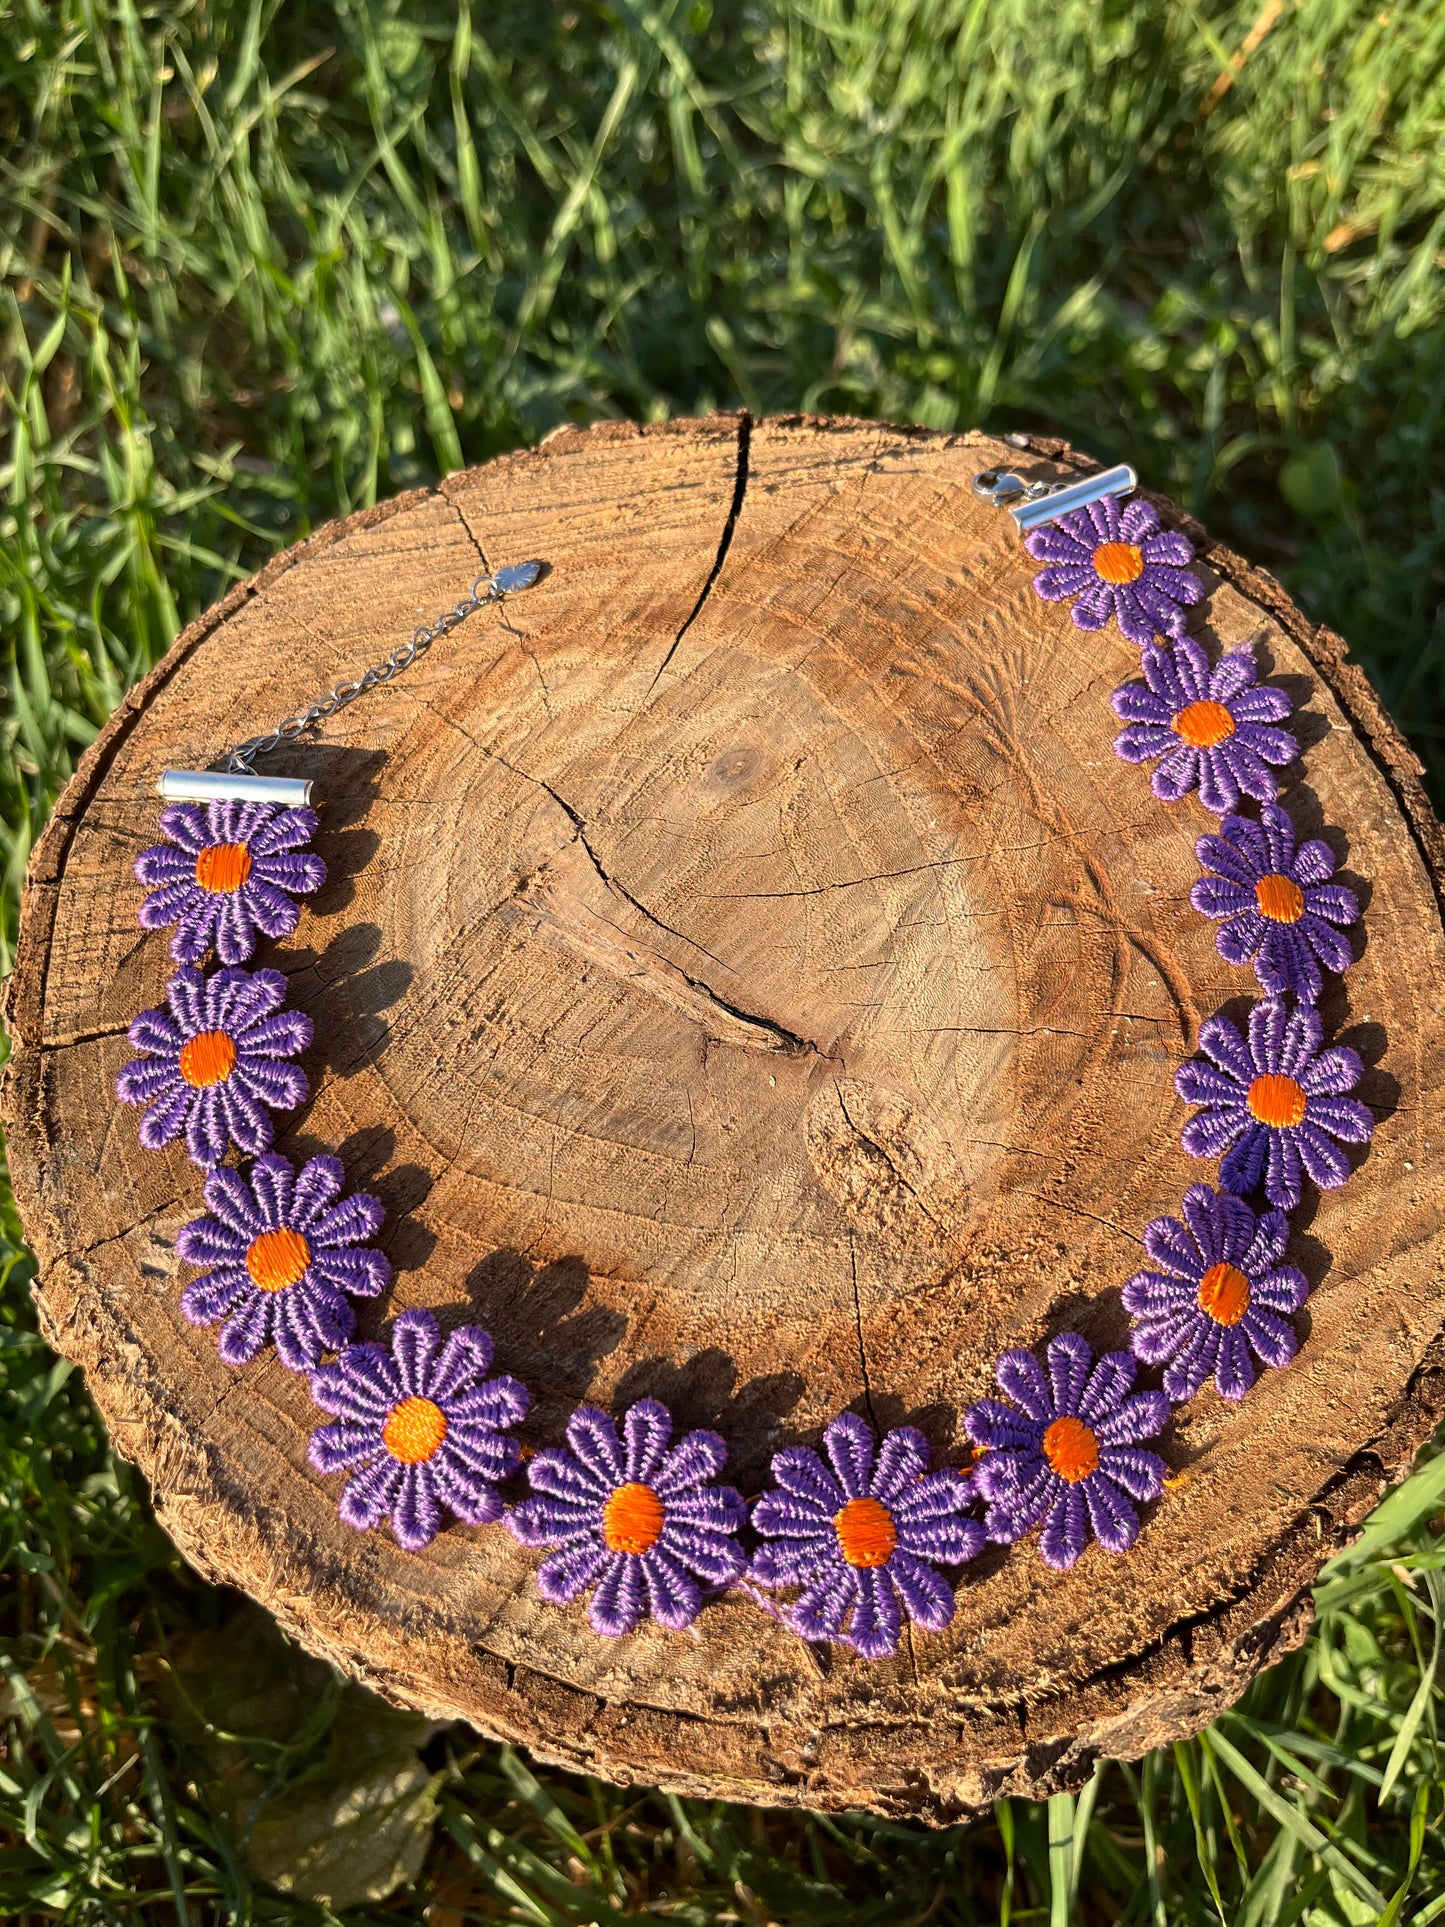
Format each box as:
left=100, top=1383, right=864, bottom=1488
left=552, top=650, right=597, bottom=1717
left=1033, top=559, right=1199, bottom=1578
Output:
left=223, top=560, right=543, bottom=774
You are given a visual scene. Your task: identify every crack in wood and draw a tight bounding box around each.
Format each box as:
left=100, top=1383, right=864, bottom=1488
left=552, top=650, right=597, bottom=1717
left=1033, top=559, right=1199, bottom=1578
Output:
left=848, top=1231, right=878, bottom=1432
left=428, top=702, right=833, bottom=1059
left=648, top=409, right=751, bottom=690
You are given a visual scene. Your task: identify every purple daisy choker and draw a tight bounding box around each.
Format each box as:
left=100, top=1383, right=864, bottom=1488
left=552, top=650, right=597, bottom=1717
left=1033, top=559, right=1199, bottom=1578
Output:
left=117, top=462, right=1375, bottom=1651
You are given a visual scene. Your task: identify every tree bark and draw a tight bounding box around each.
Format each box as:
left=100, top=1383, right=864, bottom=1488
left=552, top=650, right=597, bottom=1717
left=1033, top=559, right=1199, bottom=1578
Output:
left=7, top=414, right=1445, bottom=1820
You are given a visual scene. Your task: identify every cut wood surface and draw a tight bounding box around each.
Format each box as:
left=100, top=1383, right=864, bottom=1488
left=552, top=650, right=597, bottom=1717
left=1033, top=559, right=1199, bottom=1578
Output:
left=7, top=414, right=1445, bottom=1820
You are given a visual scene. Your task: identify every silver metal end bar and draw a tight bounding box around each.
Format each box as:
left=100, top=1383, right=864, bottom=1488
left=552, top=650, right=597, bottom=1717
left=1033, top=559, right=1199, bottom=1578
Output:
left=157, top=770, right=313, bottom=807
left=1008, top=463, right=1137, bottom=536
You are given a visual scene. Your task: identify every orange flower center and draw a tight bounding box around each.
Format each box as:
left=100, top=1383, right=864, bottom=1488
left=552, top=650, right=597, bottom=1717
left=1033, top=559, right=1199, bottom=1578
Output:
left=194, top=842, right=253, bottom=894
left=1197, top=1261, right=1252, bottom=1327
left=244, top=1227, right=312, bottom=1293
left=1173, top=700, right=1236, bottom=748
left=1248, top=1073, right=1307, bottom=1128
left=1042, top=1414, right=1100, bottom=1483
left=1255, top=873, right=1304, bottom=923
left=382, top=1396, right=449, bottom=1465
left=602, top=1481, right=665, bottom=1555
left=1092, top=540, right=1145, bottom=585
left=833, top=1495, right=898, bottom=1569
left=178, top=1028, right=237, bottom=1088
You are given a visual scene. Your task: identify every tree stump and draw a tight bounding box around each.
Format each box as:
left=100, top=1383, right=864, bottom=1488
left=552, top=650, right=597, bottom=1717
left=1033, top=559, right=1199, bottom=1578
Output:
left=7, top=415, right=1445, bottom=1821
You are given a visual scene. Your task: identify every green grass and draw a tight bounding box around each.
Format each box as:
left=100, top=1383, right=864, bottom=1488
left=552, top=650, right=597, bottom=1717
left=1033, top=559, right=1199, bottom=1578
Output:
left=3, top=0, right=1445, bottom=1919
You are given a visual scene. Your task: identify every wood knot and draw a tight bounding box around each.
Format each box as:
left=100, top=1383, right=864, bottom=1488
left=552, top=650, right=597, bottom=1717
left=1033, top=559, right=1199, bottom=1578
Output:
left=805, top=1080, right=970, bottom=1256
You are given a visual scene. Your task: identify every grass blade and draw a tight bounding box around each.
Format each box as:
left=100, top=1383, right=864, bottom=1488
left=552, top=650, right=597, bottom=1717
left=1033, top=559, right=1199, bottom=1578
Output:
left=1205, top=1726, right=1386, bottom=1912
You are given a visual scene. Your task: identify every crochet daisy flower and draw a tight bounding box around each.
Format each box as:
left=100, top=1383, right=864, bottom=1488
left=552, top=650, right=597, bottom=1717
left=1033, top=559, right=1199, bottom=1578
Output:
left=749, top=1411, right=983, bottom=1659
left=1191, top=804, right=1359, bottom=1003
left=136, top=801, right=327, bottom=966
left=1123, top=1185, right=1309, bottom=1401
left=176, top=1152, right=391, bottom=1371
left=1025, top=496, right=1204, bottom=646
left=308, top=1307, right=529, bottom=1551
left=1112, top=638, right=1297, bottom=815
left=965, top=1332, right=1169, bottom=1571
left=1175, top=997, right=1373, bottom=1209
left=507, top=1399, right=746, bottom=1637
left=116, top=966, right=312, bottom=1168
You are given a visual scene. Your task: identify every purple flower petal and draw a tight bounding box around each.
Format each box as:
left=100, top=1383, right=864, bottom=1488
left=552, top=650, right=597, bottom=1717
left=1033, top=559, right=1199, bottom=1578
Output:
left=1175, top=998, right=1373, bottom=1208
left=965, top=1334, right=1167, bottom=1566
left=134, top=800, right=325, bottom=965
left=510, top=1397, right=745, bottom=1636
left=117, top=965, right=312, bottom=1169
left=751, top=1413, right=980, bottom=1657
left=309, top=1309, right=528, bottom=1548
left=1026, top=499, right=1202, bottom=644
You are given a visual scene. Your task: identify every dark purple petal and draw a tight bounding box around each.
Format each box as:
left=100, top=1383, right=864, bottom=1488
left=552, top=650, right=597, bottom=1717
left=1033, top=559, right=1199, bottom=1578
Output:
left=536, top=1541, right=610, bottom=1604
left=1082, top=1474, right=1142, bottom=1554
left=444, top=1420, right=523, bottom=1486
left=789, top=1569, right=856, bottom=1643
left=564, top=1406, right=627, bottom=1487
left=870, top=1426, right=931, bottom=1504
left=1214, top=1329, right=1257, bottom=1400
left=308, top=1247, right=390, bottom=1299
left=426, top=1323, right=496, bottom=1402
left=642, top=1544, right=706, bottom=1629
left=116, top=1057, right=183, bottom=1108
left=307, top=1191, right=387, bottom=1248
left=179, top=1267, right=250, bottom=1324
left=823, top=1411, right=876, bottom=1499
left=894, top=1493, right=984, bottom=1567
left=450, top=1377, right=530, bottom=1433
left=848, top=1567, right=903, bottom=1659
left=508, top=1493, right=594, bottom=1547
left=750, top=1535, right=829, bottom=1587
left=431, top=1447, right=506, bottom=1527
left=339, top=1456, right=405, bottom=1533
left=1219, top=1124, right=1271, bottom=1199
left=308, top=1421, right=379, bottom=1476
left=217, top=1293, right=274, bottom=1366
left=654, top=1428, right=728, bottom=1498
left=1096, top=1443, right=1167, bottom=1501
left=889, top=1549, right=960, bottom=1632
left=392, top=1465, right=443, bottom=1551
left=1040, top=1487, right=1089, bottom=1569
left=768, top=1445, right=845, bottom=1516
left=678, top=1525, right=747, bottom=1587
left=522, top=1447, right=611, bottom=1509
left=589, top=1552, right=647, bottom=1636
left=965, top=1398, right=1044, bottom=1456
left=622, top=1398, right=674, bottom=1483
left=994, top=1349, right=1054, bottom=1423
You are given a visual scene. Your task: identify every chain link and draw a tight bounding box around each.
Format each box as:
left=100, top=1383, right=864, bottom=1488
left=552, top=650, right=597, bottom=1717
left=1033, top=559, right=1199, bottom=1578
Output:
left=224, top=562, right=541, bottom=773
